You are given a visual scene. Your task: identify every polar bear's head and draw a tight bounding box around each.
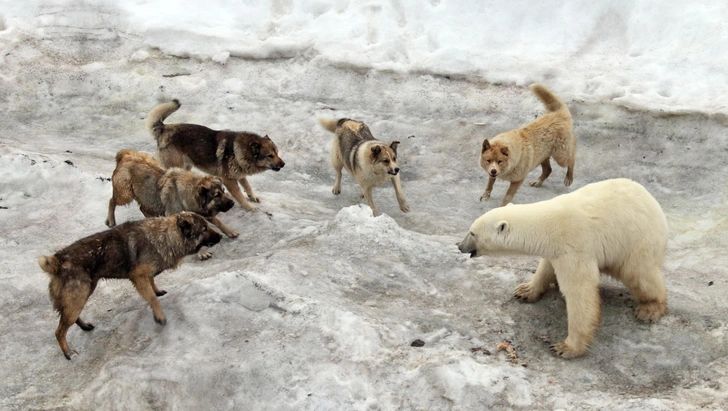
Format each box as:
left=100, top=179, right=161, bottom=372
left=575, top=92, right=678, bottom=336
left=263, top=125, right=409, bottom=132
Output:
left=458, top=206, right=519, bottom=258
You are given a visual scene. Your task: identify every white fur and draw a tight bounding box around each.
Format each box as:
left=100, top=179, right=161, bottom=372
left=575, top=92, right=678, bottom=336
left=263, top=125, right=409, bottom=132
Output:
left=460, top=178, right=668, bottom=358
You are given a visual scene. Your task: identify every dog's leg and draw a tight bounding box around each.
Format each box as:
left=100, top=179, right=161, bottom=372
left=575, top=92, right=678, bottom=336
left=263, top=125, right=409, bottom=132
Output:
left=105, top=198, right=117, bottom=227
left=500, top=180, right=524, bottom=206
left=564, top=158, right=575, bottom=186
left=391, top=175, right=410, bottom=212
left=362, top=186, right=378, bottom=216
left=479, top=177, right=496, bottom=201
left=239, top=177, right=260, bottom=203
left=332, top=153, right=344, bottom=195
left=129, top=264, right=166, bottom=325
left=529, top=158, right=552, bottom=187
left=549, top=258, right=601, bottom=359
left=514, top=258, right=556, bottom=302
left=139, top=205, right=158, bottom=218
left=55, top=279, right=92, bottom=360
left=149, top=275, right=167, bottom=297
left=222, top=177, right=258, bottom=211
left=207, top=216, right=239, bottom=238
left=74, top=282, right=98, bottom=331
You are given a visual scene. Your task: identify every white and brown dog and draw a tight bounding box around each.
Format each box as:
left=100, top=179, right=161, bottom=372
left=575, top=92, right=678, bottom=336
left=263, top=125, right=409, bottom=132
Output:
left=319, top=118, right=410, bottom=216
left=479, top=84, right=576, bottom=206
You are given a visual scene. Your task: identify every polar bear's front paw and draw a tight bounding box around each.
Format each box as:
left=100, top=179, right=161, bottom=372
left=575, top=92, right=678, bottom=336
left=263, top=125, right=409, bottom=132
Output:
left=549, top=341, right=585, bottom=359
left=634, top=300, right=666, bottom=323
left=514, top=283, right=544, bottom=303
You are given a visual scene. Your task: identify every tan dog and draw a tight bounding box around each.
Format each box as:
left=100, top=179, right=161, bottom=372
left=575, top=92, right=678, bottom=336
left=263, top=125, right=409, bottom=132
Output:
left=38, top=213, right=222, bottom=360
left=319, top=118, right=410, bottom=216
left=147, top=100, right=285, bottom=211
left=105, top=150, right=237, bottom=259
left=479, top=84, right=576, bottom=206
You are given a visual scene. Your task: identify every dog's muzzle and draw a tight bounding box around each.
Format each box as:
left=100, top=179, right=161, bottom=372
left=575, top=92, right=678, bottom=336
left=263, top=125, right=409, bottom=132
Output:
left=388, top=168, right=400, bottom=176
left=200, top=230, right=223, bottom=249
left=218, top=198, right=235, bottom=213
left=271, top=162, right=285, bottom=172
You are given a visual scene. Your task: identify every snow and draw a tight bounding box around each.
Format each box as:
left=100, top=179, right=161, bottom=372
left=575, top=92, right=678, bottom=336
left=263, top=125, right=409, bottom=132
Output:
left=0, top=0, right=727, bottom=409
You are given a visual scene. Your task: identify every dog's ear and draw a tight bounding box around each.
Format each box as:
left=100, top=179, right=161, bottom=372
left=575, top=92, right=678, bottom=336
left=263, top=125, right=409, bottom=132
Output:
left=262, top=135, right=271, bottom=141
left=198, top=184, right=210, bottom=200
left=371, top=145, right=382, bottom=158
left=250, top=141, right=261, bottom=157
left=390, top=141, right=400, bottom=153
left=177, top=214, right=194, bottom=238
left=500, top=146, right=509, bottom=156
left=482, top=139, right=490, bottom=153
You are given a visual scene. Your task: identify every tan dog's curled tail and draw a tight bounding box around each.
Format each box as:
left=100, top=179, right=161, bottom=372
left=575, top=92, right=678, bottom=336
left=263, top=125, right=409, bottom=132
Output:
left=38, top=255, right=60, bottom=275
left=146, top=99, right=181, bottom=141
left=529, top=84, right=566, bottom=113
left=318, top=118, right=339, bottom=133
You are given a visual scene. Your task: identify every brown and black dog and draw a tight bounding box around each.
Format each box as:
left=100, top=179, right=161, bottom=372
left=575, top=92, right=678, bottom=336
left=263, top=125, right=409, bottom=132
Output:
left=38, top=212, right=221, bottom=360
left=147, top=100, right=285, bottom=211
left=319, top=117, right=410, bottom=216
left=106, top=150, right=237, bottom=258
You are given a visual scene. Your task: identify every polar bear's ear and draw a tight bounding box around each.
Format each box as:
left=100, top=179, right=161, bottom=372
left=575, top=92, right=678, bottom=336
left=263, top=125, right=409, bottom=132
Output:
left=496, top=220, right=509, bottom=234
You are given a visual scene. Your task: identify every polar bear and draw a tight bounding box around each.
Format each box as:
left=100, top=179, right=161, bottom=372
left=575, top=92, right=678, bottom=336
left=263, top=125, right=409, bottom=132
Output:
left=458, top=178, right=668, bottom=358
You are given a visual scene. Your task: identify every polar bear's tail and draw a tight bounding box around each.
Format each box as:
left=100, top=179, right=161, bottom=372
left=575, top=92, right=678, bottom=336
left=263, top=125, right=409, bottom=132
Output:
left=529, top=84, right=566, bottom=113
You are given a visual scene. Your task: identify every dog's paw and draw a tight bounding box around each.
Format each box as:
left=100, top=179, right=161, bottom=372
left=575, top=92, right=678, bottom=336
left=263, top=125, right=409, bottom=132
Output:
left=78, top=322, right=95, bottom=331
left=634, top=301, right=666, bottom=323
left=226, top=230, right=239, bottom=239
left=104, top=218, right=115, bottom=228
left=529, top=179, right=543, bottom=187
left=248, top=195, right=260, bottom=203
left=479, top=192, right=491, bottom=201
left=332, top=187, right=341, bottom=195
left=197, top=251, right=213, bottom=260
left=549, top=341, right=585, bottom=359
left=154, top=315, right=167, bottom=326
left=400, top=202, right=410, bottom=213
left=564, top=176, right=573, bottom=186
left=155, top=290, right=168, bottom=297
left=242, top=203, right=259, bottom=212
left=63, top=349, right=79, bottom=361
left=514, top=283, right=544, bottom=303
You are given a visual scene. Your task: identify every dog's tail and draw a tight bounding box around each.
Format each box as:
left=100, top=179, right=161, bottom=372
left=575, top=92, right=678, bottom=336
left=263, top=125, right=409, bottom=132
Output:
left=529, top=84, right=566, bottom=113
left=146, top=99, right=181, bottom=140
left=114, top=149, right=133, bottom=164
left=318, top=118, right=340, bottom=133
left=38, top=255, right=60, bottom=276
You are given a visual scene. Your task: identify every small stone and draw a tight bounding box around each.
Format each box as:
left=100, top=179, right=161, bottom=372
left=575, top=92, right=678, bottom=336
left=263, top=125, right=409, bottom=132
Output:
left=411, top=339, right=425, bottom=347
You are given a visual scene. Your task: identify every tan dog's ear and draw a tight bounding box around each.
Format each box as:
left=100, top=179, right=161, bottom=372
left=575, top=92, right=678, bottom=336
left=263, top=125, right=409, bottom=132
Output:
left=371, top=145, right=382, bottom=157
left=500, top=146, right=509, bottom=156
left=390, top=141, right=400, bottom=153
left=263, top=135, right=271, bottom=141
left=482, top=139, right=490, bottom=153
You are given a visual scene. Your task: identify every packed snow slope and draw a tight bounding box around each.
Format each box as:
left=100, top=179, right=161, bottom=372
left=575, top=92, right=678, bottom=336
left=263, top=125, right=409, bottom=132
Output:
left=0, top=1, right=727, bottom=410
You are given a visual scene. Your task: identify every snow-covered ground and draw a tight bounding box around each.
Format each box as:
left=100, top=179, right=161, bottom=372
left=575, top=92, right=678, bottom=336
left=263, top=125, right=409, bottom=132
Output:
left=1, top=1, right=727, bottom=410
